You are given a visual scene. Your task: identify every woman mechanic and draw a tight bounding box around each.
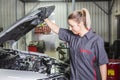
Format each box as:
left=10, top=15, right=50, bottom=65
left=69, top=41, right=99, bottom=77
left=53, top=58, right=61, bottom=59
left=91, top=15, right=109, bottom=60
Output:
left=41, top=8, right=109, bottom=80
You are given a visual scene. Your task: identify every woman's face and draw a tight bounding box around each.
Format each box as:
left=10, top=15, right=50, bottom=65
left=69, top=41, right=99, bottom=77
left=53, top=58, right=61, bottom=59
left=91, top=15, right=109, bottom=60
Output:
left=68, top=19, right=81, bottom=35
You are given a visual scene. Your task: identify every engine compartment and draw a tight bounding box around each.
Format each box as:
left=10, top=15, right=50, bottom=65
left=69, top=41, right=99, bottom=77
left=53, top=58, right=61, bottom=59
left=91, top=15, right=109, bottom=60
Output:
left=0, top=48, right=70, bottom=80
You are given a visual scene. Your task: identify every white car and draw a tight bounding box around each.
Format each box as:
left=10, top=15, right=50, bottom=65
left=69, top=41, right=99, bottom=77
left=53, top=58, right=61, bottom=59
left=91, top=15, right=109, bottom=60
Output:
left=0, top=5, right=68, bottom=80
left=0, top=69, right=48, bottom=80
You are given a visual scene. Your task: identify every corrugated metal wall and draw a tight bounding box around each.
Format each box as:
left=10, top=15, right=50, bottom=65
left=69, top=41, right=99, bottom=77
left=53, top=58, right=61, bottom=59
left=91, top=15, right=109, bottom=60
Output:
left=0, top=0, right=24, bottom=28
left=111, top=0, right=120, bottom=43
left=0, top=0, right=16, bottom=29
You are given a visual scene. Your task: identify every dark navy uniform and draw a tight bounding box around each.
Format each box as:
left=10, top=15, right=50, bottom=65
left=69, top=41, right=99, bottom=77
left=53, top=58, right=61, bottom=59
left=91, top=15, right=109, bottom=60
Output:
left=58, top=28, right=109, bottom=80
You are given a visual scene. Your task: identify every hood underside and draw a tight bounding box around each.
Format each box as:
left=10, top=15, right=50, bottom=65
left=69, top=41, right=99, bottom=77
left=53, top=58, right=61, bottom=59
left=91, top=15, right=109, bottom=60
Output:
left=0, top=5, right=55, bottom=44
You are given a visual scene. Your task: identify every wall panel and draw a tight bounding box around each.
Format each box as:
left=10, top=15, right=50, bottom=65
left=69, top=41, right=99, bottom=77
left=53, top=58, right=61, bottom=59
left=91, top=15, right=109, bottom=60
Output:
left=0, top=0, right=16, bottom=29
left=0, top=0, right=24, bottom=30
left=111, top=0, right=120, bottom=43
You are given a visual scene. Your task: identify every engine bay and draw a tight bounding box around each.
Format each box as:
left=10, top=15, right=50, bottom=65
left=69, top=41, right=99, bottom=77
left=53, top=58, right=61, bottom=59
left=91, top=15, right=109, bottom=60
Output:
left=0, top=48, right=70, bottom=80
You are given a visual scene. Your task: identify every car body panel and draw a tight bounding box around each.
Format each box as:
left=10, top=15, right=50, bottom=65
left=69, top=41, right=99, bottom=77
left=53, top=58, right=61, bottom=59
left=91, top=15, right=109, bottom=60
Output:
left=0, top=69, right=48, bottom=80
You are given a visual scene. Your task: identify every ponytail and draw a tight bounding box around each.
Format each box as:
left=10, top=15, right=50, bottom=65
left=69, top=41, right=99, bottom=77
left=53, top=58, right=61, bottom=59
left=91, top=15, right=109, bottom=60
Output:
left=81, top=8, right=91, bottom=29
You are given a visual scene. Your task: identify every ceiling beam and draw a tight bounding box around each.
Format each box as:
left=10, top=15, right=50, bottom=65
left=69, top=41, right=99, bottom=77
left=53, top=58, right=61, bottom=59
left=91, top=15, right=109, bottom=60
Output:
left=20, top=0, right=112, bottom=2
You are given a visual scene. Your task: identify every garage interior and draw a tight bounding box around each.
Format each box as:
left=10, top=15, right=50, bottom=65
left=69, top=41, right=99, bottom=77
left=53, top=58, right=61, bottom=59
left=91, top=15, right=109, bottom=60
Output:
left=0, top=0, right=120, bottom=80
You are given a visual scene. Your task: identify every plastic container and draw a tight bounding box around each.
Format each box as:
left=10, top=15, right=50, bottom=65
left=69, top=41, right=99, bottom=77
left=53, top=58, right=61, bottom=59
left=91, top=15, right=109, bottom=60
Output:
left=107, top=59, right=120, bottom=80
left=28, top=46, right=37, bottom=52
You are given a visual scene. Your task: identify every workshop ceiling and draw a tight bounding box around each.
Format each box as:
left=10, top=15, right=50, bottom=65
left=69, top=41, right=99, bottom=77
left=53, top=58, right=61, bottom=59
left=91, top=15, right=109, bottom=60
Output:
left=20, top=0, right=112, bottom=2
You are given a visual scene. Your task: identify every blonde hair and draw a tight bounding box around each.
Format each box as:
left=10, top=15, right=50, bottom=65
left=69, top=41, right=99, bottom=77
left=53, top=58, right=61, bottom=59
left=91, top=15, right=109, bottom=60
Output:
left=68, top=8, right=91, bottom=29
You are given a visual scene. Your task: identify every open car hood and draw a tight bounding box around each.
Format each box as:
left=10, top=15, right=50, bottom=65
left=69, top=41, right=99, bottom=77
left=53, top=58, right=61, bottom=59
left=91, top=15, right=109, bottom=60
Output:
left=0, top=5, right=70, bottom=80
left=0, top=5, right=55, bottom=44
